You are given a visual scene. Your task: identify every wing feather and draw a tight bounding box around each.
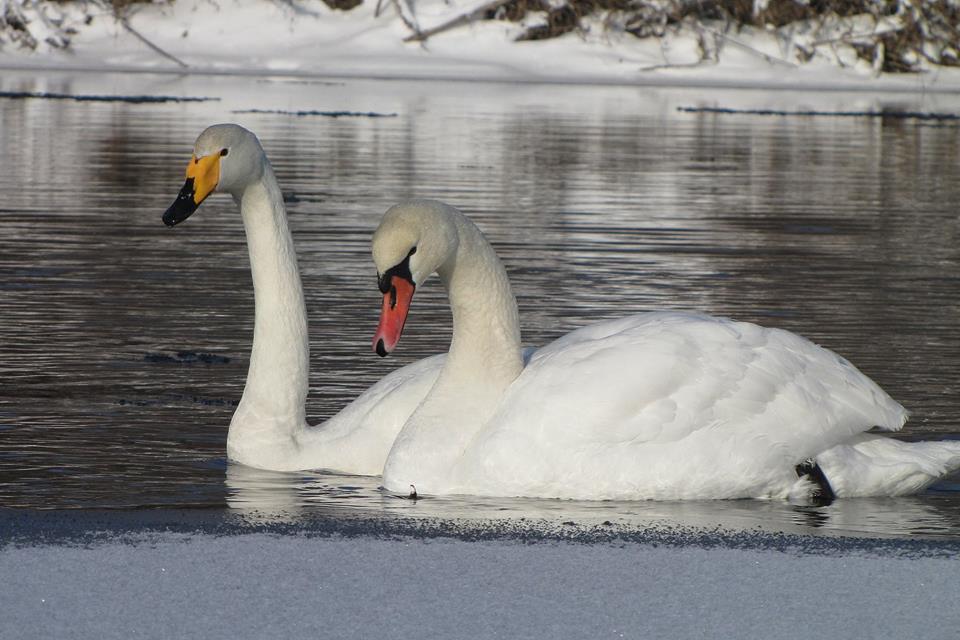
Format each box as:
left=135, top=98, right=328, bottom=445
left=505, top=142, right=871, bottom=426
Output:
left=457, top=312, right=907, bottom=499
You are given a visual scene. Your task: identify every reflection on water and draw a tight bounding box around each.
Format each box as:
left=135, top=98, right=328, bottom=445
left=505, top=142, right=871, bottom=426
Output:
left=224, top=464, right=960, bottom=539
left=1, top=71, right=960, bottom=538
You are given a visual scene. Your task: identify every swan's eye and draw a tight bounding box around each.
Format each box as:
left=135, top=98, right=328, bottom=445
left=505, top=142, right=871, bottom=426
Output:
left=220, top=148, right=229, bottom=157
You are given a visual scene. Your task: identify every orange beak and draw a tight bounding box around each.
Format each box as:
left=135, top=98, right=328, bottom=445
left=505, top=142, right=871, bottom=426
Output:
left=373, top=275, right=415, bottom=357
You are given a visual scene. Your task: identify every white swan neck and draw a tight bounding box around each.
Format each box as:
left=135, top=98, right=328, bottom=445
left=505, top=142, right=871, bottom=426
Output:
left=383, top=211, right=523, bottom=491
left=230, top=166, right=309, bottom=441
left=438, top=214, right=523, bottom=392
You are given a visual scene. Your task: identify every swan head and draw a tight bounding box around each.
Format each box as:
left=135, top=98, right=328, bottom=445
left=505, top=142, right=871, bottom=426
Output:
left=163, top=124, right=267, bottom=226
left=371, top=199, right=460, bottom=357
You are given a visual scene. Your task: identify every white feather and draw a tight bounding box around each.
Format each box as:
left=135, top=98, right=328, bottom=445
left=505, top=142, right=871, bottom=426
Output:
left=172, top=126, right=443, bottom=475
left=374, top=200, right=959, bottom=501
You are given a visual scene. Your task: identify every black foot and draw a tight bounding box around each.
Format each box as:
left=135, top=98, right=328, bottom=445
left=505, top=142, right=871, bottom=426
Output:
left=795, top=459, right=836, bottom=506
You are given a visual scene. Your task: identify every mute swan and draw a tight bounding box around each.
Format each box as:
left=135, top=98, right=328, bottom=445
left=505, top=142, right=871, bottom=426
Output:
left=371, top=199, right=960, bottom=501
left=162, top=124, right=442, bottom=473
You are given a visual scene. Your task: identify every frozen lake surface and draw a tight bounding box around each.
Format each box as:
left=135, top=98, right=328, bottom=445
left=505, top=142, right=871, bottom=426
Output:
left=4, top=527, right=958, bottom=640
left=3, top=69, right=960, bottom=637
left=4, top=507, right=960, bottom=639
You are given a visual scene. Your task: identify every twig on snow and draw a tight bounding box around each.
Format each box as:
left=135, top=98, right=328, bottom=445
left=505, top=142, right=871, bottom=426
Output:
left=403, top=0, right=513, bottom=43
left=118, top=16, right=188, bottom=68
left=699, top=23, right=797, bottom=68
left=392, top=0, right=421, bottom=37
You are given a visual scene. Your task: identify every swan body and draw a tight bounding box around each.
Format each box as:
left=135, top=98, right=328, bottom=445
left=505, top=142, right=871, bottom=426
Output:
left=371, top=200, right=960, bottom=501
left=163, top=125, right=442, bottom=474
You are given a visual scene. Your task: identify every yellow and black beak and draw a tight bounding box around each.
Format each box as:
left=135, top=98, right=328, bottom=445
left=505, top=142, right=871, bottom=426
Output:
left=163, top=153, right=221, bottom=226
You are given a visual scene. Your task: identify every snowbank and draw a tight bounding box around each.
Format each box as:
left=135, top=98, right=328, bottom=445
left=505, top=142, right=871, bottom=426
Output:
left=2, top=0, right=959, bottom=91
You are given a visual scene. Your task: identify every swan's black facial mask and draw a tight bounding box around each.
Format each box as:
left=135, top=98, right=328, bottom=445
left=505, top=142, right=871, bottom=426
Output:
left=163, top=152, right=221, bottom=227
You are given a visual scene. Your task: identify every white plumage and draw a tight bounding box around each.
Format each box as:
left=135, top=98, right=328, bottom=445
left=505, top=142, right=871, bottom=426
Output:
left=372, top=200, right=960, bottom=501
left=165, top=125, right=442, bottom=474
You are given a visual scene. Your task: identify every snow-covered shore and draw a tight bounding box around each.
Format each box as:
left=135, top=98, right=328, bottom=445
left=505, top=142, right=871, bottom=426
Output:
left=3, top=0, right=960, bottom=92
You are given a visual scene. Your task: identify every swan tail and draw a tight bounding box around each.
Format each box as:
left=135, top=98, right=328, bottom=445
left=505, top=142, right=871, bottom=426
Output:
left=814, top=434, right=960, bottom=498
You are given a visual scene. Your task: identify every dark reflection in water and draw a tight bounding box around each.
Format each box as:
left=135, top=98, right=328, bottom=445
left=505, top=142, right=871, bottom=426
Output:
left=1, top=71, right=960, bottom=538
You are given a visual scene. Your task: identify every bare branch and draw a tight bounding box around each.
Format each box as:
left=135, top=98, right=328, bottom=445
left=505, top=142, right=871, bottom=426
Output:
left=404, top=0, right=512, bottom=43
left=118, top=16, right=188, bottom=69
left=699, top=23, right=798, bottom=68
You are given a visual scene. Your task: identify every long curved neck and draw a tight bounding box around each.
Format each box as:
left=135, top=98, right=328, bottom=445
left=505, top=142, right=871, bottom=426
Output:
left=383, top=213, right=522, bottom=491
left=436, top=215, right=523, bottom=394
left=231, top=165, right=308, bottom=440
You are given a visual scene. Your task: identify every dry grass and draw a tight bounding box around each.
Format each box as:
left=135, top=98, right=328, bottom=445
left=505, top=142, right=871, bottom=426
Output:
left=499, top=0, right=960, bottom=72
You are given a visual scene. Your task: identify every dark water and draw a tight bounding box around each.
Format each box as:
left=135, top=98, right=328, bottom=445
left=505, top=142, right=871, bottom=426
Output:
left=2, top=71, right=960, bottom=539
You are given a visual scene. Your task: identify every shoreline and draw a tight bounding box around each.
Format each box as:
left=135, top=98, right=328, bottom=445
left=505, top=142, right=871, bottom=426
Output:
left=4, top=507, right=960, bottom=555
left=4, top=60, right=960, bottom=95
